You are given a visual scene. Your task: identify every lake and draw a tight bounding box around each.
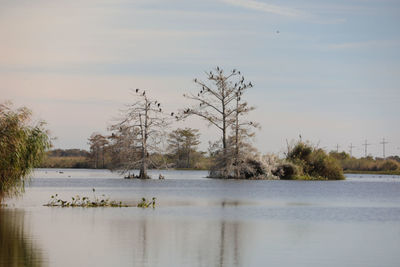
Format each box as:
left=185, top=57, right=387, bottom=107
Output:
left=1, top=169, right=400, bottom=267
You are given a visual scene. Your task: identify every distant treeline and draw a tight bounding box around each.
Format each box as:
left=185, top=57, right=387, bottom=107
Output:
left=47, top=149, right=89, bottom=158
left=39, top=129, right=212, bottom=170
left=329, top=152, right=400, bottom=174
left=40, top=147, right=400, bottom=176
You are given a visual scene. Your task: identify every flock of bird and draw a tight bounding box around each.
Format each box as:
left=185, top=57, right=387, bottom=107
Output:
left=132, top=67, right=254, bottom=120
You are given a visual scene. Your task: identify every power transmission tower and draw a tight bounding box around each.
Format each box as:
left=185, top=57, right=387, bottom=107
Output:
left=380, top=138, right=389, bottom=159
left=349, top=143, right=355, bottom=157
left=362, top=140, right=371, bottom=157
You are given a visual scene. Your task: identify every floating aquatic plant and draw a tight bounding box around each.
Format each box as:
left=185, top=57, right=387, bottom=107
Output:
left=44, top=188, right=127, bottom=207
left=44, top=188, right=157, bottom=208
left=137, top=197, right=156, bottom=208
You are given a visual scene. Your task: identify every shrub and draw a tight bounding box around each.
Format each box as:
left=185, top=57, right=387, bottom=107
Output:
left=286, top=141, right=344, bottom=180
left=309, top=149, right=344, bottom=180
left=379, top=159, right=399, bottom=171
left=273, top=162, right=300, bottom=180
left=287, top=141, right=312, bottom=163
left=239, top=158, right=267, bottom=179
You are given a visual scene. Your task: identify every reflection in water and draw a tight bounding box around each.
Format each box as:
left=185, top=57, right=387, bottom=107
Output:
left=2, top=170, right=400, bottom=267
left=107, top=210, right=243, bottom=267
left=0, top=209, right=45, bottom=267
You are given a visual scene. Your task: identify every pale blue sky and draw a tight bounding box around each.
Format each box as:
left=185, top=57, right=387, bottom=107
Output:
left=1, top=0, right=399, bottom=157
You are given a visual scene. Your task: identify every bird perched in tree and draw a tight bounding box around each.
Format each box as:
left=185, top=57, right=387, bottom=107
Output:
left=142, top=91, right=145, bottom=96
left=136, top=88, right=139, bottom=93
left=157, top=103, right=160, bottom=107
left=170, top=112, right=174, bottom=116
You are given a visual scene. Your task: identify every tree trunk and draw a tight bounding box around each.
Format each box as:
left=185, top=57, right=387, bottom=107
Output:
left=102, top=148, right=105, bottom=169
left=186, top=149, right=190, bottom=168
left=139, top=104, right=149, bottom=179
left=95, top=149, right=99, bottom=169
left=139, top=137, right=148, bottom=179
left=234, top=98, right=240, bottom=178
left=222, top=101, right=227, bottom=155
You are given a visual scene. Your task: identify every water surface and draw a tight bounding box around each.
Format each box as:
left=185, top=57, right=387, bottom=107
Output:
left=2, top=169, right=400, bottom=267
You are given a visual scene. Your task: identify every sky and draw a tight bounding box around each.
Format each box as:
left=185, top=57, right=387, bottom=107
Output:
left=1, top=0, right=399, bottom=158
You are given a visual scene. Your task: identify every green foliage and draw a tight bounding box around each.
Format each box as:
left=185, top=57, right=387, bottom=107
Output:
left=137, top=197, right=156, bottom=208
left=337, top=155, right=400, bottom=174
left=0, top=102, right=51, bottom=200
left=309, top=149, right=344, bottom=180
left=287, top=141, right=313, bottom=164
left=167, top=128, right=202, bottom=169
left=286, top=141, right=345, bottom=180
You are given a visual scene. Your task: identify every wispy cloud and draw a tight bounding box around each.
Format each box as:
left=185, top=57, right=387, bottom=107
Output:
left=324, top=40, right=400, bottom=50
left=220, top=0, right=307, bottom=18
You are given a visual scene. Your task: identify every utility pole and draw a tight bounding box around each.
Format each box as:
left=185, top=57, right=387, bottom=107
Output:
left=380, top=138, right=389, bottom=159
left=349, top=143, right=355, bottom=157
left=335, top=144, right=340, bottom=153
left=362, top=140, right=371, bottom=158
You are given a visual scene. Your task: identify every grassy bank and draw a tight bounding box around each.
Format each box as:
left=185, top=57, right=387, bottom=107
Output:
left=329, top=152, right=400, bottom=175
left=344, top=170, right=400, bottom=175
left=39, top=156, right=90, bottom=168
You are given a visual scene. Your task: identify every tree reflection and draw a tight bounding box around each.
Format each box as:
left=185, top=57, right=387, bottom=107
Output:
left=0, top=209, right=44, bottom=267
left=219, top=201, right=242, bottom=267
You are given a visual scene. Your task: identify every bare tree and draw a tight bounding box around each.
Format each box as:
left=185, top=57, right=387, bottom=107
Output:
left=107, top=126, right=140, bottom=171
left=230, top=85, right=259, bottom=177
left=180, top=67, right=258, bottom=177
left=110, top=89, right=169, bottom=179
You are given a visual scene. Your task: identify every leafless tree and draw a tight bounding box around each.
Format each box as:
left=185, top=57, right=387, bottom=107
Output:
left=180, top=67, right=258, bottom=178
left=110, top=89, right=169, bottom=179
left=230, top=83, right=260, bottom=177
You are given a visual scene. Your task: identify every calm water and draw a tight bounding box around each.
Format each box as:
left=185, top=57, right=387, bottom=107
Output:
left=1, top=169, right=400, bottom=267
